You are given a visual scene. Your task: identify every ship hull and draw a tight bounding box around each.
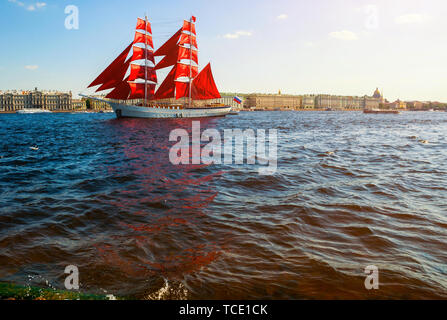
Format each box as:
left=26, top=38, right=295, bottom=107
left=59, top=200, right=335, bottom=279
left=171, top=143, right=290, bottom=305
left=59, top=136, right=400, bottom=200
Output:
left=109, top=102, right=232, bottom=119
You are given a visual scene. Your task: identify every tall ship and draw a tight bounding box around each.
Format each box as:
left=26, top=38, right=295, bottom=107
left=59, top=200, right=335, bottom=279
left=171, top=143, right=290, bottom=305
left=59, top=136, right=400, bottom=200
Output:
left=84, top=16, right=232, bottom=119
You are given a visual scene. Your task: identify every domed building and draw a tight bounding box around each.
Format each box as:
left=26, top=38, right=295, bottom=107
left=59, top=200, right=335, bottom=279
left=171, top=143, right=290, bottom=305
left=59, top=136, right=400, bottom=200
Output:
left=373, top=88, right=384, bottom=103
left=372, top=88, right=380, bottom=98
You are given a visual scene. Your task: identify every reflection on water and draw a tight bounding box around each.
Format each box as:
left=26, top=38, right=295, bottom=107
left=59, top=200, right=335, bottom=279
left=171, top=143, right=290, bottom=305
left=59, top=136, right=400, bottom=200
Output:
left=0, top=111, right=446, bottom=299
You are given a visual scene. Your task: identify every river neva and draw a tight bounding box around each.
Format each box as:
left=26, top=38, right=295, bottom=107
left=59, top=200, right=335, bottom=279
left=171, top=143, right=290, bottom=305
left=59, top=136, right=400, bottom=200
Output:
left=0, top=111, right=446, bottom=299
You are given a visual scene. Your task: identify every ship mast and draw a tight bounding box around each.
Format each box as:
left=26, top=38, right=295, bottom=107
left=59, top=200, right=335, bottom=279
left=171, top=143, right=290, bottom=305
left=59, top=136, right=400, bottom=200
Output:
left=188, top=16, right=193, bottom=108
left=144, top=15, right=148, bottom=107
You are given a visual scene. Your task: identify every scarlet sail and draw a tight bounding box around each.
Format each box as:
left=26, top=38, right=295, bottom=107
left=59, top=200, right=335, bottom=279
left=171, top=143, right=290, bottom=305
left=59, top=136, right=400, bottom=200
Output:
left=154, top=16, right=216, bottom=101
left=105, top=77, right=131, bottom=99
left=89, top=15, right=222, bottom=106
left=88, top=17, right=157, bottom=101
left=153, top=67, right=176, bottom=100
left=134, top=32, right=154, bottom=49
left=128, top=64, right=157, bottom=82
left=132, top=46, right=154, bottom=62
left=88, top=42, right=133, bottom=89
left=136, top=18, right=152, bottom=34
left=191, top=63, right=221, bottom=100
left=85, top=14, right=231, bottom=119
left=154, top=28, right=182, bottom=57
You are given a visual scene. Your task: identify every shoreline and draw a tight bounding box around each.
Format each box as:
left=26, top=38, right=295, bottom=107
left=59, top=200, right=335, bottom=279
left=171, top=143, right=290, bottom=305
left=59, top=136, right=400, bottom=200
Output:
left=1, top=109, right=445, bottom=114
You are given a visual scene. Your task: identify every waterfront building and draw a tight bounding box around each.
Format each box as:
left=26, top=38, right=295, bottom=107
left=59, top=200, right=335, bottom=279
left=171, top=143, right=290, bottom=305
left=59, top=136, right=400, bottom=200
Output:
left=244, top=90, right=380, bottom=110
left=315, top=94, right=379, bottom=110
left=302, top=95, right=316, bottom=109
left=406, top=101, right=425, bottom=109
left=72, top=99, right=87, bottom=110
left=373, top=88, right=385, bottom=103
left=0, top=88, right=71, bottom=111
left=389, top=100, right=407, bottom=110
left=245, top=93, right=302, bottom=110
left=214, top=95, right=245, bottom=109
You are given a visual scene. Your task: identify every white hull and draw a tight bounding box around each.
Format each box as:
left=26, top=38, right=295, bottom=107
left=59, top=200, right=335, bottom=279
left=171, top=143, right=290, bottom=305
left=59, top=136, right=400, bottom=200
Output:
left=109, top=102, right=232, bottom=119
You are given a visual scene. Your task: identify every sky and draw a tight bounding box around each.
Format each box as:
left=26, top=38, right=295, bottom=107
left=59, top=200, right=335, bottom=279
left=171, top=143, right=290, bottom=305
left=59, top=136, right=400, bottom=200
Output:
left=0, top=0, right=446, bottom=102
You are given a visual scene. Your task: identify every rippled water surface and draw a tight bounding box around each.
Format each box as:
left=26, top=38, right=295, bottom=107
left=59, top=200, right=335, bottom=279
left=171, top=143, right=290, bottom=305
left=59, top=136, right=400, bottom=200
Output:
left=0, top=111, right=446, bottom=299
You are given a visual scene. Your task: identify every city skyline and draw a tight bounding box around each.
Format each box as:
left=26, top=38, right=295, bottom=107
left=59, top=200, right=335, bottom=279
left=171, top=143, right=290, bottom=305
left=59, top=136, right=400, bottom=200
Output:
left=0, top=0, right=446, bottom=102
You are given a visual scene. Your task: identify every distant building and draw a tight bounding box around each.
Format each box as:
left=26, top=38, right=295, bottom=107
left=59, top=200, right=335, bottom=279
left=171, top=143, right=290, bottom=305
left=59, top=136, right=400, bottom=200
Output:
left=389, top=99, right=407, bottom=109
left=315, top=95, right=367, bottom=110
left=406, top=101, right=425, bottom=109
left=72, top=99, right=87, bottom=110
left=302, top=95, right=315, bottom=109
left=0, top=88, right=71, bottom=111
left=372, top=88, right=385, bottom=103
left=214, top=95, right=245, bottom=109
left=245, top=94, right=301, bottom=110
left=244, top=89, right=381, bottom=110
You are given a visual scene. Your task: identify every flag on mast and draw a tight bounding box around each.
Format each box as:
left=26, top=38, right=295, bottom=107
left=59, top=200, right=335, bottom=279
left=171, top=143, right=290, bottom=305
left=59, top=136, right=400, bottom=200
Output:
left=233, top=96, right=243, bottom=104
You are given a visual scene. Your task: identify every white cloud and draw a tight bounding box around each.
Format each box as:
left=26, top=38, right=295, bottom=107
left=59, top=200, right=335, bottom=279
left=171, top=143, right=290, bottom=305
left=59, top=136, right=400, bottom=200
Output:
left=223, top=30, right=253, bottom=39
left=25, top=65, right=39, bottom=71
left=395, top=14, right=431, bottom=25
left=8, top=0, right=46, bottom=11
left=277, top=14, right=288, bottom=20
left=329, top=30, right=358, bottom=41
left=8, top=0, right=25, bottom=7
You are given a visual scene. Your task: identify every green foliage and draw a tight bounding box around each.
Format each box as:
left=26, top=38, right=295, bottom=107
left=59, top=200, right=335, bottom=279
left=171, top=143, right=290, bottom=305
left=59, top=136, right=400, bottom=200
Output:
left=0, top=282, right=124, bottom=300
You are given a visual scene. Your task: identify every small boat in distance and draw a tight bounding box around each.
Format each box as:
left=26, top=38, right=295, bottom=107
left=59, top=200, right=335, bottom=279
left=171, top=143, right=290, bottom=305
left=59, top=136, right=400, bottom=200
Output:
left=83, top=16, right=232, bottom=119
left=17, top=109, right=52, bottom=114
left=364, top=109, right=400, bottom=114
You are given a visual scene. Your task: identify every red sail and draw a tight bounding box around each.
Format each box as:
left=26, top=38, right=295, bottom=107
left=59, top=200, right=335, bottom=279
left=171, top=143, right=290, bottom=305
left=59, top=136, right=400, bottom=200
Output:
left=154, top=67, right=176, bottom=100
left=178, top=46, right=198, bottom=64
left=129, top=83, right=155, bottom=99
left=179, top=34, right=198, bottom=49
left=128, top=64, right=157, bottom=82
left=182, top=20, right=196, bottom=35
left=191, top=63, right=221, bottom=100
left=175, top=63, right=198, bottom=79
left=88, top=42, right=133, bottom=88
left=136, top=18, right=152, bottom=34
left=131, top=46, right=155, bottom=62
left=95, top=58, right=131, bottom=92
left=175, top=81, right=189, bottom=100
left=155, top=50, right=179, bottom=70
left=105, top=78, right=131, bottom=100
left=134, top=31, right=154, bottom=48
left=154, top=28, right=182, bottom=57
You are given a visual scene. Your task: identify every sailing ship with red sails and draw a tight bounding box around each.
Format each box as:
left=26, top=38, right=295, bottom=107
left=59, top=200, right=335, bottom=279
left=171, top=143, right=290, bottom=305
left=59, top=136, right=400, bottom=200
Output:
left=83, top=16, right=232, bottom=118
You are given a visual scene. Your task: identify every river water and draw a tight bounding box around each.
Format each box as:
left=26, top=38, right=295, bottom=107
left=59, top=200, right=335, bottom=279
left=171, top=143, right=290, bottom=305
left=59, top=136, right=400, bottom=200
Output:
left=0, top=111, right=446, bottom=299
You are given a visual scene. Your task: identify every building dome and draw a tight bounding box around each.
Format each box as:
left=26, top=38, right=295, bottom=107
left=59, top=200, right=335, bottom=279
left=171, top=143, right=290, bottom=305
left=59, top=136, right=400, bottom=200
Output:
left=373, top=88, right=382, bottom=99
